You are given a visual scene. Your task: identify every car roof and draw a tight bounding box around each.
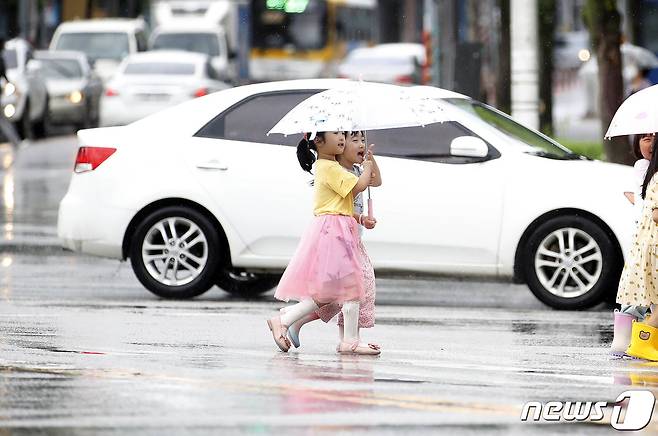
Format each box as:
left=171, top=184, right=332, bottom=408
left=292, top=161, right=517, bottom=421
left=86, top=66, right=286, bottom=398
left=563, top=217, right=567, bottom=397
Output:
left=4, top=38, right=32, bottom=51
left=55, top=18, right=146, bottom=33
left=347, top=43, right=426, bottom=61
left=131, top=79, right=469, bottom=136
left=124, top=50, right=209, bottom=64
left=152, top=22, right=226, bottom=33
left=35, top=50, right=88, bottom=62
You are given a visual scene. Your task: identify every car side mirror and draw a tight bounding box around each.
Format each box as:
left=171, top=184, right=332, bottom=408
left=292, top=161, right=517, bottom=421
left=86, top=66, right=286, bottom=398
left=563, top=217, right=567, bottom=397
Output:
left=449, top=136, right=489, bottom=158
left=26, top=59, right=42, bottom=74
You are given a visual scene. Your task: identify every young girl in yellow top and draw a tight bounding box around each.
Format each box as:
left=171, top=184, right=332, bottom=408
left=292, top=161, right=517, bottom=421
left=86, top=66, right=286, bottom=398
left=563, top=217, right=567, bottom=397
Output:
left=267, top=131, right=379, bottom=355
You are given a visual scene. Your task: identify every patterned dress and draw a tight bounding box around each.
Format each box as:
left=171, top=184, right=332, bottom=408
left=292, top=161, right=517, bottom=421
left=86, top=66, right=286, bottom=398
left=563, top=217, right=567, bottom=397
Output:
left=617, top=173, right=658, bottom=307
left=316, top=165, right=377, bottom=328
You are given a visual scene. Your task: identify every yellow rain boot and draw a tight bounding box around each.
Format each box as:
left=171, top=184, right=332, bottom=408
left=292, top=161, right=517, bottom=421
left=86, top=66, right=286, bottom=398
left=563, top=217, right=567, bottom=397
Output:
left=626, top=322, right=658, bottom=361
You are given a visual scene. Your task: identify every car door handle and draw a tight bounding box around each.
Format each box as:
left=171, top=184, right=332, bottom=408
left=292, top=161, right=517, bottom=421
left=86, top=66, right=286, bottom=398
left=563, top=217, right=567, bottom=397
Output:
left=196, top=160, right=228, bottom=171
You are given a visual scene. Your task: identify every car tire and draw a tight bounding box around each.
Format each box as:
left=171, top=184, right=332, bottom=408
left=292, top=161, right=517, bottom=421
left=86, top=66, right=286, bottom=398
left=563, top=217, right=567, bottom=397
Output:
left=129, top=206, right=221, bottom=299
left=216, top=269, right=281, bottom=298
left=15, top=100, right=33, bottom=140
left=33, top=98, right=50, bottom=139
left=521, top=215, right=621, bottom=310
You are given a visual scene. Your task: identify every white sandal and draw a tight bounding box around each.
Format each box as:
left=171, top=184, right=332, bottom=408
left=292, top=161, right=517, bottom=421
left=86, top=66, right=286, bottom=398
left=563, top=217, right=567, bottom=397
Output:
left=337, top=340, right=381, bottom=356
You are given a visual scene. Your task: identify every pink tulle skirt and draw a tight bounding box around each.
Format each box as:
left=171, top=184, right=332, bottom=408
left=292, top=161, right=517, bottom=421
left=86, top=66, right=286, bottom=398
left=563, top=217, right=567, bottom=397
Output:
left=274, top=214, right=364, bottom=304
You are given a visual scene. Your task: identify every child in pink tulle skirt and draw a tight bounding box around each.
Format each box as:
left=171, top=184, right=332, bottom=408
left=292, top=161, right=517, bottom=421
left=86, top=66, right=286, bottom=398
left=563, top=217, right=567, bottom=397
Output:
left=267, top=131, right=379, bottom=355
left=283, top=131, right=382, bottom=352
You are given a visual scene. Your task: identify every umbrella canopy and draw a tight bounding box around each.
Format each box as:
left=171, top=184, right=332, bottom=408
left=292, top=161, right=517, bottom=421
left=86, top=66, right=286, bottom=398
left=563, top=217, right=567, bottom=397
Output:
left=268, top=81, right=450, bottom=138
left=605, top=84, right=658, bottom=138
left=622, top=43, right=658, bottom=70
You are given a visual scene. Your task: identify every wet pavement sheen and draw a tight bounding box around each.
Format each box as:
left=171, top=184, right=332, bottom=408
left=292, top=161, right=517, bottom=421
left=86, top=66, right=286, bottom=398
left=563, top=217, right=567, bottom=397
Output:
left=0, top=137, right=652, bottom=435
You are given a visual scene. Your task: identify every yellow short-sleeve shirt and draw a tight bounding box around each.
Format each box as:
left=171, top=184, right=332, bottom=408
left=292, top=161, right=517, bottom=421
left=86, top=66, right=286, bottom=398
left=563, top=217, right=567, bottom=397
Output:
left=313, top=159, right=359, bottom=216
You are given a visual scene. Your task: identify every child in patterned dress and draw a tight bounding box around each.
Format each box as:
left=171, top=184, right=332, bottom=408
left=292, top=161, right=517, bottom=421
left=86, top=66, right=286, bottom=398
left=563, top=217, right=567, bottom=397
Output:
left=284, top=131, right=382, bottom=353
left=617, top=136, right=658, bottom=361
left=611, top=133, right=654, bottom=357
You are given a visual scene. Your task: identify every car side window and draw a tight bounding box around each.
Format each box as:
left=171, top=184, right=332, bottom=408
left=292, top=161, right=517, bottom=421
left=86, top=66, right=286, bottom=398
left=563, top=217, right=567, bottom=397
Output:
left=367, top=122, right=500, bottom=164
left=195, top=91, right=320, bottom=145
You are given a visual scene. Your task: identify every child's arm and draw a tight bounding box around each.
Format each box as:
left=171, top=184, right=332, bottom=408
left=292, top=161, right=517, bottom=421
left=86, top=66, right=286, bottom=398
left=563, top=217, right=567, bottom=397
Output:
left=625, top=192, right=635, bottom=205
left=351, top=160, right=374, bottom=195
left=653, top=208, right=658, bottom=223
left=369, top=150, right=382, bottom=187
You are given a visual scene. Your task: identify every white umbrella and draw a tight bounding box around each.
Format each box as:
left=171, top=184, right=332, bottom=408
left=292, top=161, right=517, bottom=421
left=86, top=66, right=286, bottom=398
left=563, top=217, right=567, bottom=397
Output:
left=268, top=81, right=451, bottom=219
left=605, top=84, right=658, bottom=138
left=268, top=81, right=448, bottom=138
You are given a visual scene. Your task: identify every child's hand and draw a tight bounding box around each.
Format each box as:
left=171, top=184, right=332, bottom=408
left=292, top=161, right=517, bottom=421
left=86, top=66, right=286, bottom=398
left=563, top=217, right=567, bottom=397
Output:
left=365, top=147, right=375, bottom=161
left=362, top=159, right=373, bottom=172
left=653, top=208, right=658, bottom=224
left=363, top=216, right=377, bottom=229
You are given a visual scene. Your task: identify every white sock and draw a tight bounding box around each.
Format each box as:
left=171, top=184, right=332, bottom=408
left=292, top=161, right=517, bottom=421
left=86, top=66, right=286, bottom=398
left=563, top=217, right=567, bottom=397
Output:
left=280, top=300, right=319, bottom=327
left=342, top=301, right=360, bottom=342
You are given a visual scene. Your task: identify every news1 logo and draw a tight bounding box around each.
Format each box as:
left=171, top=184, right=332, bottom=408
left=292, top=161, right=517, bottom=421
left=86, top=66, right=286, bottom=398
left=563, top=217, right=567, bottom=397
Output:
left=521, top=391, right=656, bottom=431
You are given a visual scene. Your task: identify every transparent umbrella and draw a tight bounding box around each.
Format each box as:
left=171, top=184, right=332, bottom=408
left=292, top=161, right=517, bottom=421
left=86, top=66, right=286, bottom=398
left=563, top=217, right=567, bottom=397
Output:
left=268, top=81, right=450, bottom=218
left=605, top=84, right=658, bottom=138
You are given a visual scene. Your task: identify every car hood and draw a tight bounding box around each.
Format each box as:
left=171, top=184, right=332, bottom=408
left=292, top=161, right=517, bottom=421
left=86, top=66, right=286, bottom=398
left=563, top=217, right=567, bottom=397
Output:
left=45, top=79, right=86, bottom=96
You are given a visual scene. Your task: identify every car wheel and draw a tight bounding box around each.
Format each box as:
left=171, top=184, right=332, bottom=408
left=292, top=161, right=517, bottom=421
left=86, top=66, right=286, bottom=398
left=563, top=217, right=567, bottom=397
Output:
left=129, top=206, right=221, bottom=299
left=33, top=98, right=50, bottom=139
left=216, top=269, right=281, bottom=297
left=15, top=100, right=33, bottom=140
left=522, top=215, right=621, bottom=310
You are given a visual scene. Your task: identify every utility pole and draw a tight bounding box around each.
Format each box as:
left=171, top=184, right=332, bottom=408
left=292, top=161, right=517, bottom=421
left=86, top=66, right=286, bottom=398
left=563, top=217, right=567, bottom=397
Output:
left=510, top=0, right=539, bottom=129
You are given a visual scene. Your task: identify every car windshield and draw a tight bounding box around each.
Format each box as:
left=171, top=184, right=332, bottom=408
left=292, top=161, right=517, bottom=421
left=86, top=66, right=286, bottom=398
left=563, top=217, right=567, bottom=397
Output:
left=124, top=62, right=196, bottom=75
left=55, top=32, right=130, bottom=62
left=2, top=49, right=18, bottom=69
left=445, top=98, right=582, bottom=160
left=39, top=58, right=83, bottom=78
left=152, top=33, right=221, bottom=57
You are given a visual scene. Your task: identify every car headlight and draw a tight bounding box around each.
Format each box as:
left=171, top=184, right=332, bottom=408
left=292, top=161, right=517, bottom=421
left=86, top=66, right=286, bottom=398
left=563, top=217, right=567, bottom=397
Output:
left=68, top=90, right=84, bottom=104
left=578, top=49, right=591, bottom=62
left=3, top=104, right=16, bottom=118
left=3, top=83, right=16, bottom=97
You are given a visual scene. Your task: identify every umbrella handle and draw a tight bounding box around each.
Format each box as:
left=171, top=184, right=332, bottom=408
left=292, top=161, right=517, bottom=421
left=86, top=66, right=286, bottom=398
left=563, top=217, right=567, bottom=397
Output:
left=368, top=198, right=373, bottom=220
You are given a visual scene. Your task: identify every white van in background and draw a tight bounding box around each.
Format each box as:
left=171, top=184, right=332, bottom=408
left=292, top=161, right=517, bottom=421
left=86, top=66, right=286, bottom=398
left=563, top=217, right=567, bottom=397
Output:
left=150, top=0, right=237, bottom=57
left=49, top=19, right=149, bottom=81
left=150, top=23, right=234, bottom=82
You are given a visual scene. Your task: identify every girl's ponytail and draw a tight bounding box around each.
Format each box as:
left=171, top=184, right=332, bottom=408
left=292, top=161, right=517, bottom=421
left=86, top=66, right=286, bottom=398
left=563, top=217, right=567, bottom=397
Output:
left=297, top=135, right=316, bottom=173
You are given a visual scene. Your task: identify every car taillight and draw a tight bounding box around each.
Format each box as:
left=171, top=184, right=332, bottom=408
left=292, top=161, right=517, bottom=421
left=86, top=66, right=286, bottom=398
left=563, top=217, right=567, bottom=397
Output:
left=105, top=88, right=119, bottom=97
left=74, top=147, right=116, bottom=173
left=395, top=75, right=413, bottom=84
left=194, top=87, right=208, bottom=98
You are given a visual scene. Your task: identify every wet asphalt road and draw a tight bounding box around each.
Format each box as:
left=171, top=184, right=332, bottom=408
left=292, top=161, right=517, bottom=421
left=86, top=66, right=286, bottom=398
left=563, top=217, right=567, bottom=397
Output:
left=0, top=135, right=653, bottom=435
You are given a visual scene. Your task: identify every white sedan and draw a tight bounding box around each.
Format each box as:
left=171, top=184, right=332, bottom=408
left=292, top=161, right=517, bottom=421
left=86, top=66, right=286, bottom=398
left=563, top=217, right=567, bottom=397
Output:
left=100, top=50, right=231, bottom=126
left=58, top=79, right=633, bottom=309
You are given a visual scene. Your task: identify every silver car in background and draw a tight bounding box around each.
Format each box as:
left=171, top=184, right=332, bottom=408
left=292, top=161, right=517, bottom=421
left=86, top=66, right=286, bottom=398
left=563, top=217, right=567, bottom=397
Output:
left=100, top=50, right=231, bottom=126
left=1, top=38, right=49, bottom=139
left=337, top=43, right=426, bottom=85
left=34, top=51, right=103, bottom=130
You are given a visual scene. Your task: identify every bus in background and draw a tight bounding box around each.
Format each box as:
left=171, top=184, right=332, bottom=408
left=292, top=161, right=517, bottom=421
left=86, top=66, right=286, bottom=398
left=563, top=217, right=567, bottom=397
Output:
left=250, top=0, right=377, bottom=82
